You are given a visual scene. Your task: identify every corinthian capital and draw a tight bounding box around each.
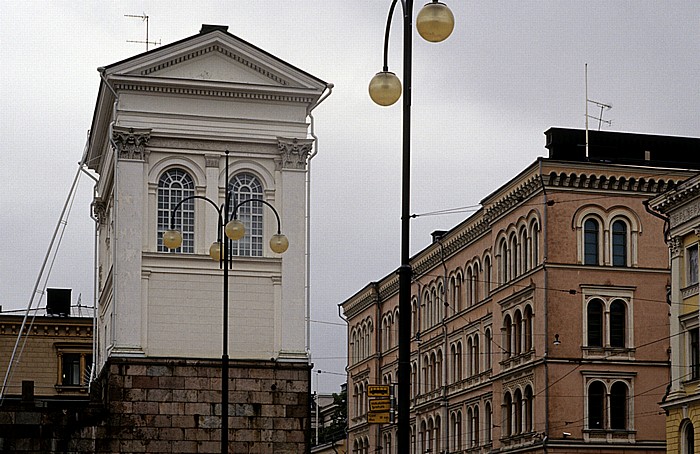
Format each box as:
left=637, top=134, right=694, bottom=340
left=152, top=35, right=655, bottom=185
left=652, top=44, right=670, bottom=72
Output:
left=112, top=126, right=151, bottom=160
left=277, top=137, right=314, bottom=170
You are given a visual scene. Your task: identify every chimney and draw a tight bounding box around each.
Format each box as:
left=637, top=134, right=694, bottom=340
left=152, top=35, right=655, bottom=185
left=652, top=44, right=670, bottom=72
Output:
left=200, top=24, right=229, bottom=34
left=431, top=230, right=448, bottom=244
left=46, top=288, right=71, bottom=317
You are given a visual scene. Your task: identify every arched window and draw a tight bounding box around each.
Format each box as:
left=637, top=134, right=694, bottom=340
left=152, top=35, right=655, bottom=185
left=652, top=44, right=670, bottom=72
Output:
left=530, top=221, right=540, bottom=266
left=471, top=265, right=479, bottom=304
left=588, top=381, right=605, bottom=429
left=610, top=381, right=628, bottom=430
left=473, top=334, right=480, bottom=375
left=520, top=226, right=529, bottom=272
left=504, top=315, right=513, bottom=358
left=584, top=218, right=600, bottom=265
left=411, top=297, right=419, bottom=336
left=484, top=256, right=492, bottom=297
left=504, top=392, right=513, bottom=436
left=524, top=305, right=534, bottom=352
left=500, top=239, right=508, bottom=284
left=485, top=328, right=492, bottom=370
left=157, top=169, right=195, bottom=253
left=466, top=267, right=474, bottom=307
left=485, top=402, right=492, bottom=444
left=454, top=273, right=462, bottom=312
left=610, top=300, right=626, bottom=348
left=514, top=310, right=523, bottom=355
left=411, top=362, right=418, bottom=398
left=510, top=234, right=518, bottom=278
left=466, top=337, right=473, bottom=377
left=228, top=173, right=263, bottom=256
left=612, top=220, right=628, bottom=266
left=436, top=350, right=443, bottom=388
left=524, top=385, right=534, bottom=433
left=514, top=389, right=523, bottom=434
left=587, top=299, right=604, bottom=347
left=682, top=420, right=695, bottom=454
left=452, top=342, right=462, bottom=382
left=472, top=405, right=480, bottom=446
left=452, top=411, right=463, bottom=451
left=467, top=407, right=474, bottom=447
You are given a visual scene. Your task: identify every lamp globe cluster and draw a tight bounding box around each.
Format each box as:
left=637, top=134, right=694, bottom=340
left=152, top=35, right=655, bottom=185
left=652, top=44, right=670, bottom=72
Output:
left=368, top=1, right=454, bottom=107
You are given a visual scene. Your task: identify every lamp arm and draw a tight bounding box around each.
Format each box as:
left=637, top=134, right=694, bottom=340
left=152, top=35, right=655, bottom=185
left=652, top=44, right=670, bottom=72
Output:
left=169, top=195, right=223, bottom=239
left=230, top=198, right=283, bottom=234
left=381, top=0, right=401, bottom=72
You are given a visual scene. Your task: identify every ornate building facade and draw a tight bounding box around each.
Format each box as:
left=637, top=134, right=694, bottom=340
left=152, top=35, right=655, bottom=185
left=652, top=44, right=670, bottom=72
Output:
left=84, top=25, right=330, bottom=452
left=341, top=128, right=700, bottom=453
left=649, top=173, right=700, bottom=454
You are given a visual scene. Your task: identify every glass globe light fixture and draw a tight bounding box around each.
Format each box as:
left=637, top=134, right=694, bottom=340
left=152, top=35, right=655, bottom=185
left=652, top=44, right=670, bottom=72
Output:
left=162, top=230, right=183, bottom=249
left=225, top=219, right=245, bottom=241
left=269, top=233, right=289, bottom=254
left=368, top=71, right=402, bottom=106
left=209, top=241, right=222, bottom=261
left=416, top=1, right=455, bottom=43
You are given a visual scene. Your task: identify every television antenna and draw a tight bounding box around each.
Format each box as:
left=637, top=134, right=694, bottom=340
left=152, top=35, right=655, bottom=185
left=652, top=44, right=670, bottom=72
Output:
left=585, top=63, right=612, bottom=158
left=125, top=13, right=161, bottom=51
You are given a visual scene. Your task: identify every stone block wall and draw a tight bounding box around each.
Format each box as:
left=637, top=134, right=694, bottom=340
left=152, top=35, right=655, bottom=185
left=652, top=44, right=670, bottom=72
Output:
left=88, top=357, right=311, bottom=454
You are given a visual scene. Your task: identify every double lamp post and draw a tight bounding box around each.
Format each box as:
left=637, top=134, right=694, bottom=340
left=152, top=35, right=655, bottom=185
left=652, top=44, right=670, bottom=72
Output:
left=162, top=150, right=288, bottom=454
left=368, top=1, right=454, bottom=452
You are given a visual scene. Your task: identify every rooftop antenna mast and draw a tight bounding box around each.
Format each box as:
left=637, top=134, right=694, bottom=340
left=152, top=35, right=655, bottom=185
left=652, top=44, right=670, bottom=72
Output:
left=125, top=13, right=160, bottom=51
left=585, top=63, right=612, bottom=158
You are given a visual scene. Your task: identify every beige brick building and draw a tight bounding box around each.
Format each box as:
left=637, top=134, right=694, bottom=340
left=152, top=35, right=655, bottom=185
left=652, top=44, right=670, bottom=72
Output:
left=341, top=128, right=700, bottom=453
left=649, top=172, right=700, bottom=454
left=0, top=313, right=93, bottom=399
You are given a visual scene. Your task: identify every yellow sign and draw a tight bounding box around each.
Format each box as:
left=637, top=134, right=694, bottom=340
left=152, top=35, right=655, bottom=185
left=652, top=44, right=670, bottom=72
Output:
left=369, top=399, right=391, bottom=412
left=367, top=411, right=390, bottom=424
left=367, top=384, right=391, bottom=397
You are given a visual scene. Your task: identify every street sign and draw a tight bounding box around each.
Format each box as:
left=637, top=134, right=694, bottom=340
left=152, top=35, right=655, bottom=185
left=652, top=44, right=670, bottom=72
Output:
left=367, top=384, right=391, bottom=397
left=369, top=398, right=391, bottom=412
left=367, top=411, right=390, bottom=424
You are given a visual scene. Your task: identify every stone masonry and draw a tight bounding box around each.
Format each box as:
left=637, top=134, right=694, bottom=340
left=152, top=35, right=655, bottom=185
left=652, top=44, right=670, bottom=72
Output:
left=85, top=357, right=311, bottom=454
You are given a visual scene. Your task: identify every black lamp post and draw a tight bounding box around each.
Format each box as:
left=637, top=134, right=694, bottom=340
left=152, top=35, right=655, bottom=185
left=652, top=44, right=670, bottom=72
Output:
left=368, top=1, right=454, bottom=452
left=163, top=150, right=288, bottom=454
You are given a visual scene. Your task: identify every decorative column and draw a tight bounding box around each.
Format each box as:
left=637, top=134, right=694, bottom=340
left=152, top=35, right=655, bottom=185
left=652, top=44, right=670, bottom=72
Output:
left=276, top=137, right=313, bottom=361
left=668, top=236, right=684, bottom=399
left=110, top=126, right=150, bottom=357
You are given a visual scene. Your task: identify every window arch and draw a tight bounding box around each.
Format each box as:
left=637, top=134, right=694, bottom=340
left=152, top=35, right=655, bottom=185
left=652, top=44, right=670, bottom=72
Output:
left=499, top=239, right=508, bottom=285
left=520, top=225, right=529, bottom=273
left=484, top=328, right=492, bottom=370
left=524, top=305, right=534, bottom=352
left=503, top=314, right=513, bottom=359
left=575, top=207, right=640, bottom=267
left=228, top=172, right=263, bottom=256
left=530, top=220, right=540, bottom=267
left=157, top=168, right=195, bottom=253
left=483, top=255, right=492, bottom=297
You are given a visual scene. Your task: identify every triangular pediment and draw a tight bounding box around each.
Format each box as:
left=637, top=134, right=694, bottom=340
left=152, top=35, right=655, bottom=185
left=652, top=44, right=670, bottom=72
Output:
left=105, top=28, right=326, bottom=90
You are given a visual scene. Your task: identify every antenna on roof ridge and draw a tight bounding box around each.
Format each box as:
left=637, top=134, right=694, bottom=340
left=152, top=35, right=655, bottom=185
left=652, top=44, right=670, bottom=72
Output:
left=125, top=13, right=161, bottom=51
left=584, top=63, right=613, bottom=158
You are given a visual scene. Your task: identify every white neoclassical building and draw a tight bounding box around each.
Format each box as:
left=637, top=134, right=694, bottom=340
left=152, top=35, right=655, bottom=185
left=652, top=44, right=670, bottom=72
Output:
left=83, top=24, right=331, bottom=452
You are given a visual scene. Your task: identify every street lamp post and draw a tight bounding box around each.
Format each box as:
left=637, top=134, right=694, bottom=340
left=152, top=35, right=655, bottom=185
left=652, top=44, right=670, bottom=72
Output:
left=368, top=1, right=454, bottom=452
left=163, top=150, right=288, bottom=454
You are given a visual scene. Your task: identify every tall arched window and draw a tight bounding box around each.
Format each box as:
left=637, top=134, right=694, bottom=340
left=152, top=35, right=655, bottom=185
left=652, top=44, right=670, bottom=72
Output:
left=514, top=310, right=523, bottom=355
left=584, top=218, right=600, bottom=265
left=610, top=381, right=628, bottom=430
left=612, top=219, right=628, bottom=266
left=520, top=226, right=529, bottom=272
left=504, top=315, right=513, bottom=358
left=610, top=300, right=626, bottom=348
left=530, top=221, right=539, bottom=266
left=587, top=299, right=604, bottom=347
left=484, top=256, right=492, bottom=297
left=682, top=420, right=695, bottom=454
left=500, top=239, right=508, bottom=284
left=514, top=389, right=523, bottom=434
left=588, top=381, right=605, bottom=429
left=524, top=385, right=534, bottom=433
left=467, top=407, right=474, bottom=447
left=228, top=173, right=263, bottom=256
left=473, top=335, right=480, bottom=375
left=485, top=328, right=492, bottom=370
left=504, top=392, right=513, bottom=436
left=157, top=169, right=195, bottom=253
left=452, top=411, right=462, bottom=451
left=485, top=402, right=492, bottom=444
left=524, top=306, right=534, bottom=352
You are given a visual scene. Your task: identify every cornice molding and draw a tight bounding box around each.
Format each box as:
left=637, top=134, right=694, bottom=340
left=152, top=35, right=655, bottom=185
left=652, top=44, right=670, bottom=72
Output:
left=113, top=81, right=316, bottom=104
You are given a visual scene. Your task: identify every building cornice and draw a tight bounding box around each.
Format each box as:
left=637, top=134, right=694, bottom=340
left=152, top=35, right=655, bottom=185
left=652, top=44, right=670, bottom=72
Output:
left=0, top=316, right=93, bottom=337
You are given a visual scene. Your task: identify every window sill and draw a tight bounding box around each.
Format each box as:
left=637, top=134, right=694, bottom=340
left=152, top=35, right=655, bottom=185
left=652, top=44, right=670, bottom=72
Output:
left=55, top=384, right=88, bottom=394
left=582, top=346, right=635, bottom=360
left=583, top=428, right=636, bottom=443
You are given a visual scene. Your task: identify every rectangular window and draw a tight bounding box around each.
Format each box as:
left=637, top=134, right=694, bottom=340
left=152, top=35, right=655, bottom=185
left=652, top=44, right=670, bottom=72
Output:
left=687, top=244, right=699, bottom=286
left=62, top=353, right=82, bottom=385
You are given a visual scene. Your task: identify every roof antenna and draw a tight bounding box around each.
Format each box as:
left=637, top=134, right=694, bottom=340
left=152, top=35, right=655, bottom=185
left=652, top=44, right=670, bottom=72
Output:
left=585, top=63, right=612, bottom=158
left=125, top=13, right=161, bottom=51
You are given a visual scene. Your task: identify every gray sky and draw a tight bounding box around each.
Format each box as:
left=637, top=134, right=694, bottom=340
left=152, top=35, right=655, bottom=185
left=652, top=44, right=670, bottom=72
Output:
left=1, top=1, right=698, bottom=393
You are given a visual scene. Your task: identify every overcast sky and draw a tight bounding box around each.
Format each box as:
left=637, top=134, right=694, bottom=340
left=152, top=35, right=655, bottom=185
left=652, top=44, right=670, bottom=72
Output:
left=1, top=1, right=698, bottom=393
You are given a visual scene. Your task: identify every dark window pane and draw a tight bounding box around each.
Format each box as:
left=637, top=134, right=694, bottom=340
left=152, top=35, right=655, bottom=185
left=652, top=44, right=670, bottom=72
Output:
left=612, top=221, right=627, bottom=267
left=610, top=382, right=627, bottom=430
left=610, top=301, right=626, bottom=348
left=584, top=219, right=599, bottom=265
left=691, top=328, right=700, bottom=380
left=62, top=354, right=81, bottom=385
left=587, top=300, right=603, bottom=347
left=588, top=381, right=605, bottom=429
